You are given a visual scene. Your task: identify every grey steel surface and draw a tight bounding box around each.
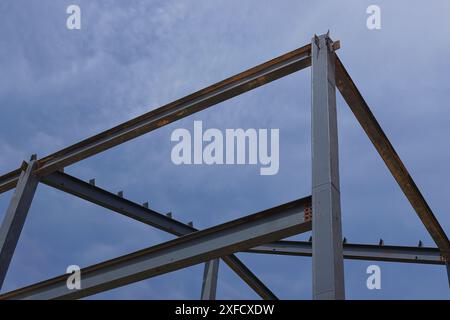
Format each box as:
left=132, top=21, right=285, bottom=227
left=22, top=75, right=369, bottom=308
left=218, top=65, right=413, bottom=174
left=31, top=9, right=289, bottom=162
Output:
left=200, top=259, right=219, bottom=300
left=311, top=34, right=345, bottom=300
left=447, top=263, right=450, bottom=287
left=41, top=170, right=278, bottom=299
left=0, top=44, right=312, bottom=194
left=0, top=33, right=447, bottom=299
left=248, top=241, right=445, bottom=265
left=0, top=198, right=311, bottom=299
left=0, top=161, right=39, bottom=288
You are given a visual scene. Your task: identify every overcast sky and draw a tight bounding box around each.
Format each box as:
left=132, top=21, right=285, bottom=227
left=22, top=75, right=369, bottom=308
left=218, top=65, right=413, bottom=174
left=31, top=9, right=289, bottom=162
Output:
left=0, top=0, right=449, bottom=299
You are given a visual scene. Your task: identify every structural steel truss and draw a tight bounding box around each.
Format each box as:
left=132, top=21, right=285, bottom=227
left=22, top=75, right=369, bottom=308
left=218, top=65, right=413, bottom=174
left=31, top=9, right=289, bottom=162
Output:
left=0, top=33, right=448, bottom=300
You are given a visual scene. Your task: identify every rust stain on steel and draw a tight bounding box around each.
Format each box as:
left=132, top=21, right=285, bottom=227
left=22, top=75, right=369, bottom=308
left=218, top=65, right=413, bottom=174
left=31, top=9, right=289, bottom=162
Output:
left=335, top=55, right=450, bottom=259
left=0, top=43, right=312, bottom=190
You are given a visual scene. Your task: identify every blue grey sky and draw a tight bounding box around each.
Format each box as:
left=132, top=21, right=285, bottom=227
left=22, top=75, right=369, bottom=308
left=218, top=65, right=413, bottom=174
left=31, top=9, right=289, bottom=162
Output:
left=0, top=0, right=449, bottom=299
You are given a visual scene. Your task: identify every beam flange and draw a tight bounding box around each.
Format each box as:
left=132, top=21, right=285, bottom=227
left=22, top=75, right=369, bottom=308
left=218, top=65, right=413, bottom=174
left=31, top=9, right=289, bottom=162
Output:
left=0, top=198, right=311, bottom=300
left=0, top=161, right=39, bottom=288
left=311, top=34, right=345, bottom=300
left=41, top=171, right=195, bottom=236
left=41, top=170, right=279, bottom=300
left=200, top=259, right=219, bottom=300
left=247, top=241, right=445, bottom=265
left=0, top=44, right=312, bottom=194
left=334, top=55, right=450, bottom=260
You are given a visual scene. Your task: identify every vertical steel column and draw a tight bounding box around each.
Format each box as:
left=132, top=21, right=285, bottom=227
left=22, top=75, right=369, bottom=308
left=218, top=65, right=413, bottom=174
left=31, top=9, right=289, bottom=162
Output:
left=0, top=160, right=39, bottom=289
left=311, top=34, right=345, bottom=300
left=200, top=259, right=219, bottom=300
left=446, top=262, right=450, bottom=287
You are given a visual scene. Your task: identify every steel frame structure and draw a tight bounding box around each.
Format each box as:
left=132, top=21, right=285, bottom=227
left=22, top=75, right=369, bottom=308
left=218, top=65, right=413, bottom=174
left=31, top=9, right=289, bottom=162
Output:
left=0, top=33, right=448, bottom=300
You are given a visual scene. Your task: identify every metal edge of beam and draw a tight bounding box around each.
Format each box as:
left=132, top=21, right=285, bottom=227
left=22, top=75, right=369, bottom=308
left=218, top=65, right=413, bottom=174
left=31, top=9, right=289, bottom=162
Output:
left=41, top=171, right=195, bottom=236
left=0, top=161, right=39, bottom=288
left=0, top=168, right=22, bottom=197
left=40, top=172, right=446, bottom=285
left=41, top=170, right=280, bottom=300
left=200, top=259, right=219, bottom=300
left=311, top=34, right=345, bottom=300
left=334, top=55, right=450, bottom=259
left=0, top=44, right=312, bottom=194
left=247, top=241, right=445, bottom=265
left=221, top=254, right=277, bottom=300
left=0, top=198, right=312, bottom=300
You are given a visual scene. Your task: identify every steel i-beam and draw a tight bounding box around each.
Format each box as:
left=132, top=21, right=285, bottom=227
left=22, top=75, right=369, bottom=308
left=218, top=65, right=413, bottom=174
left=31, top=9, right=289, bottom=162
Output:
left=334, top=55, right=450, bottom=286
left=0, top=160, right=39, bottom=288
left=247, top=240, right=445, bottom=265
left=334, top=55, right=450, bottom=260
left=200, top=259, right=219, bottom=300
left=0, top=198, right=311, bottom=300
left=0, top=44, right=312, bottom=194
left=311, top=34, right=345, bottom=300
left=41, top=170, right=278, bottom=300
left=447, top=262, right=450, bottom=287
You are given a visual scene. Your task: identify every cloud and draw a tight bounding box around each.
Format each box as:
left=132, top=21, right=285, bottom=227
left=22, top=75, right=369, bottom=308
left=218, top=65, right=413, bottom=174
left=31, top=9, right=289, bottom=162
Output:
left=0, top=0, right=449, bottom=299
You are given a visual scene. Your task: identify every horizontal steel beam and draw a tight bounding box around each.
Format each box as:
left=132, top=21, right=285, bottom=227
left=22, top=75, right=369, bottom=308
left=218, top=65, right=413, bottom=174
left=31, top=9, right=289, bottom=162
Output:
left=200, top=259, right=219, bottom=300
left=0, top=44, right=312, bottom=194
left=41, top=170, right=281, bottom=299
left=248, top=241, right=445, bottom=265
left=0, top=199, right=311, bottom=299
left=0, top=168, right=22, bottom=196
left=334, top=55, right=450, bottom=260
left=42, top=171, right=195, bottom=236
